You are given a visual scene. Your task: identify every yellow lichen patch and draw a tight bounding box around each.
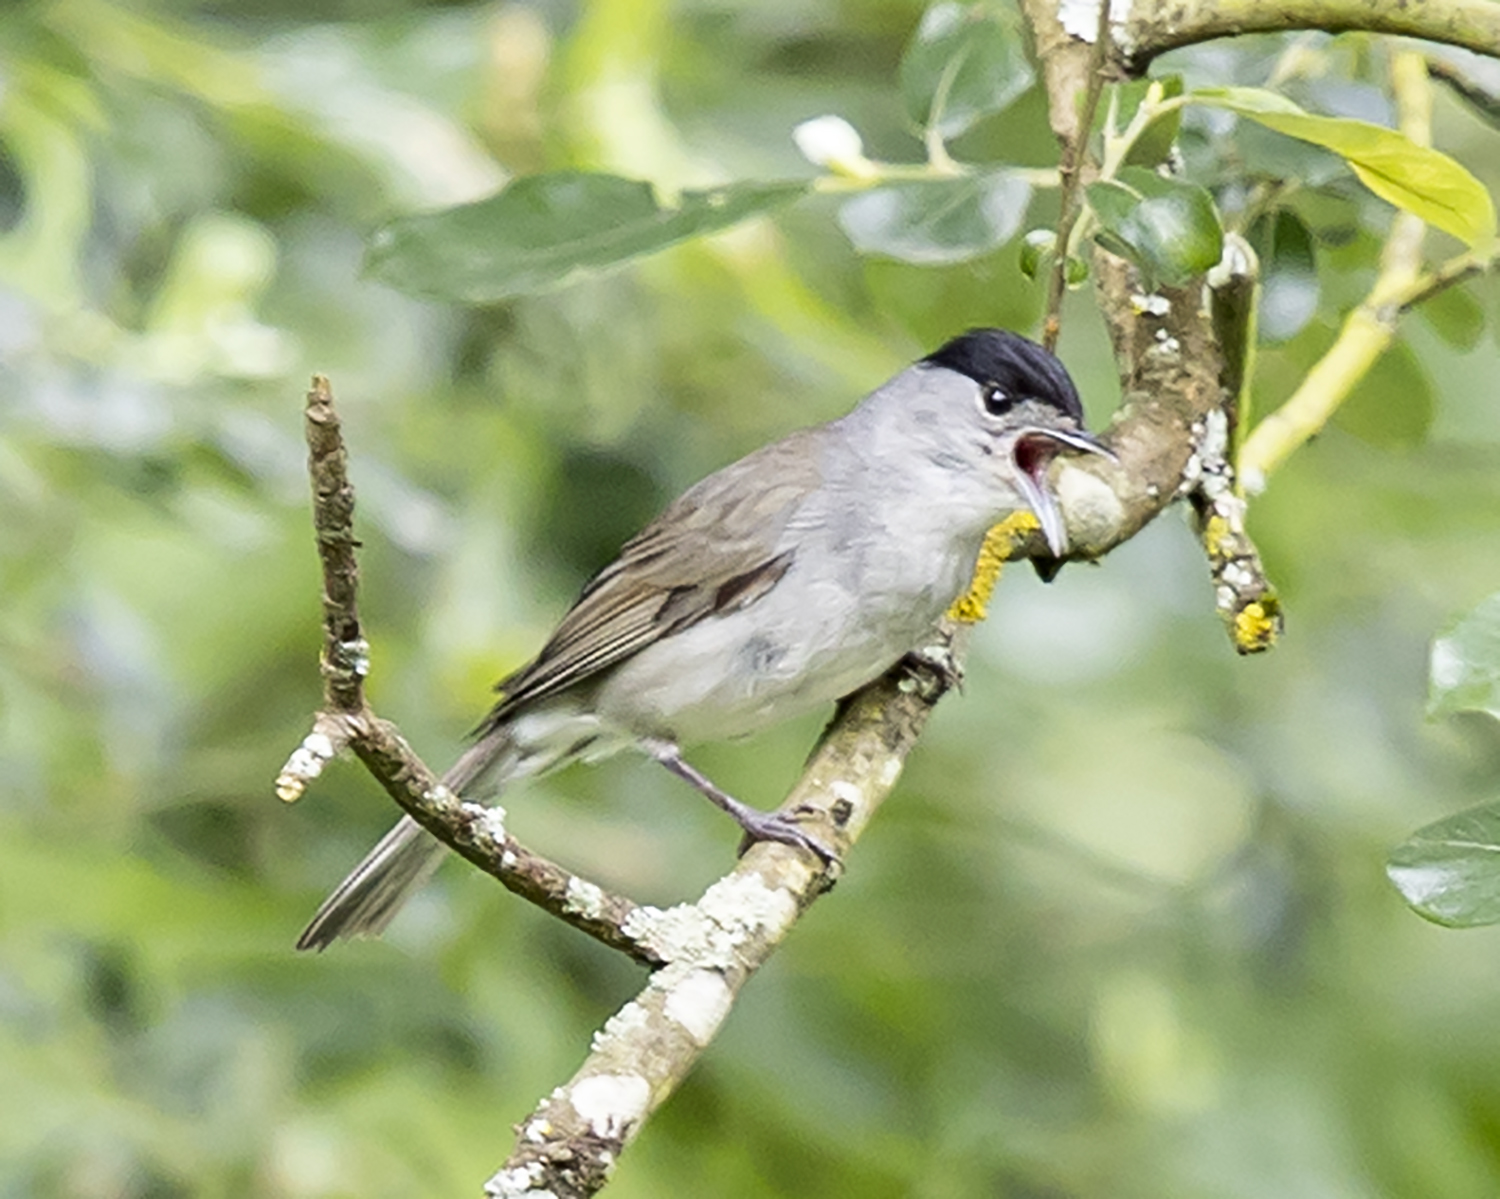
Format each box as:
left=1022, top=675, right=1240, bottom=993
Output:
left=1201, top=513, right=1233, bottom=561
left=1232, top=596, right=1282, bottom=654
left=947, top=511, right=1041, bottom=624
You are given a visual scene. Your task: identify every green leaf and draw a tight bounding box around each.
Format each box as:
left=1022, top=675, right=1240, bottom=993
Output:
left=1019, top=228, right=1054, bottom=279
left=1121, top=75, right=1185, bottom=168
left=1086, top=167, right=1223, bottom=286
left=365, top=173, right=809, bottom=303
left=1332, top=337, right=1432, bottom=449
left=1388, top=802, right=1500, bottom=927
left=1249, top=209, right=1318, bottom=342
left=899, top=2, right=1034, bottom=140
left=1190, top=86, right=1498, bottom=248
left=1418, top=282, right=1487, bottom=350
left=838, top=171, right=1031, bottom=264
left=1430, top=592, right=1500, bottom=719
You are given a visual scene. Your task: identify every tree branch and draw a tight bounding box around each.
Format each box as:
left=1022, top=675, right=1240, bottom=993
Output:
left=1118, top=0, right=1500, bottom=75
left=280, top=377, right=659, bottom=964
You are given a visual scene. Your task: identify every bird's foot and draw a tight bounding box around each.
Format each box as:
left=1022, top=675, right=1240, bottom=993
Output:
left=901, top=643, right=964, bottom=697
left=643, top=739, right=842, bottom=868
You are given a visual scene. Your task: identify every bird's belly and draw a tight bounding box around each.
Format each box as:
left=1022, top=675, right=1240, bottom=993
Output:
left=591, top=567, right=957, bottom=745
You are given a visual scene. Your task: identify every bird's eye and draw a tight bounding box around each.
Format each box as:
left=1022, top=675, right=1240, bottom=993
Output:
left=980, top=381, right=1011, bottom=416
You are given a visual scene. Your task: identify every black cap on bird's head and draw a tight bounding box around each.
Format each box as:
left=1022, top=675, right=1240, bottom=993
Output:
left=922, top=327, right=1084, bottom=426
left=923, top=327, right=1112, bottom=574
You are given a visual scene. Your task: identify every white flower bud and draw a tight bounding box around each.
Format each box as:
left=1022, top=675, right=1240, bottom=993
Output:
left=792, top=115, right=874, bottom=178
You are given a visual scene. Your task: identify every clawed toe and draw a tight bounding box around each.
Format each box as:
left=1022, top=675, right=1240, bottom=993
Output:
left=735, top=811, right=841, bottom=868
left=901, top=643, right=964, bottom=695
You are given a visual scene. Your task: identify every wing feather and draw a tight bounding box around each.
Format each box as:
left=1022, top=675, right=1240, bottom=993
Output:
left=478, top=428, right=824, bottom=729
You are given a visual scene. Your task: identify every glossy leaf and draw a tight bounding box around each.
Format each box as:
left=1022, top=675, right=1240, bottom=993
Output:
left=1388, top=802, right=1500, bottom=927
left=838, top=170, right=1031, bottom=264
left=1250, top=209, right=1319, bottom=342
left=365, top=173, right=808, bottom=303
left=1019, top=228, right=1054, bottom=278
left=899, top=2, right=1034, bottom=139
left=1429, top=591, right=1500, bottom=720
left=1121, top=75, right=1185, bottom=168
left=1086, top=167, right=1223, bottom=286
left=1191, top=86, right=1498, bottom=247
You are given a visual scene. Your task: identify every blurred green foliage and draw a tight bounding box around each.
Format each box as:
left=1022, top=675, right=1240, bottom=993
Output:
left=5, top=1, right=1500, bottom=1196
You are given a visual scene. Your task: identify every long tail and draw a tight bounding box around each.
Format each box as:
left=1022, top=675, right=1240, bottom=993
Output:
left=295, top=733, right=512, bottom=951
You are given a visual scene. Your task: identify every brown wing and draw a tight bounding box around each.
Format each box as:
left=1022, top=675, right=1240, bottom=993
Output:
left=479, top=428, right=825, bottom=729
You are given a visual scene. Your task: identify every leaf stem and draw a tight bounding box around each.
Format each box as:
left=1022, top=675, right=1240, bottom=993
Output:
left=1237, top=49, right=1436, bottom=490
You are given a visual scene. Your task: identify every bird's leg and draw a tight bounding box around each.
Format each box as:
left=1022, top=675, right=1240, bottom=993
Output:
left=642, top=739, right=840, bottom=866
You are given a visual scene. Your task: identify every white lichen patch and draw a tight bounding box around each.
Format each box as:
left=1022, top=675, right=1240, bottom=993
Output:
left=484, top=1161, right=555, bottom=1198
left=336, top=637, right=371, bottom=677
left=474, top=804, right=510, bottom=846
left=564, top=876, right=607, bottom=919
left=622, top=902, right=714, bottom=960
left=591, top=1000, right=651, bottom=1053
left=699, top=872, right=799, bottom=943
left=879, top=757, right=903, bottom=788
left=624, top=872, right=800, bottom=968
left=661, top=967, right=733, bottom=1045
left=828, top=780, right=862, bottom=809
left=1131, top=293, right=1171, bottom=316
left=569, top=1073, right=650, bottom=1139
left=522, top=1118, right=553, bottom=1144
left=1058, top=0, right=1132, bottom=46
left=1197, top=408, right=1229, bottom=461
left=1147, top=328, right=1181, bottom=358
left=276, top=730, right=338, bottom=800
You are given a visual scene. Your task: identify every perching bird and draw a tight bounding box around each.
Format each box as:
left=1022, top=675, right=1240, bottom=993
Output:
left=297, top=328, right=1109, bottom=950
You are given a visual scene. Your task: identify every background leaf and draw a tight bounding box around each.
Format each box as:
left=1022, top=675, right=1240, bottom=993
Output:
left=837, top=170, right=1031, bottom=263
left=1332, top=337, right=1433, bottom=448
left=1191, top=86, right=1498, bottom=247
left=1250, top=209, right=1319, bottom=342
left=1429, top=591, right=1500, bottom=719
left=1388, top=802, right=1500, bottom=927
left=898, top=2, right=1034, bottom=139
left=365, top=174, right=809, bottom=303
left=1086, top=167, right=1223, bottom=286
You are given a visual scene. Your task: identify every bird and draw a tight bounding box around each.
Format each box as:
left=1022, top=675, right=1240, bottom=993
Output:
left=297, top=327, right=1110, bottom=950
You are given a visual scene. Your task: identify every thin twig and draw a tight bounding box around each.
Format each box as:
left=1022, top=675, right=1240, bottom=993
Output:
left=1041, top=0, right=1112, bottom=352
left=305, top=375, right=367, bottom=716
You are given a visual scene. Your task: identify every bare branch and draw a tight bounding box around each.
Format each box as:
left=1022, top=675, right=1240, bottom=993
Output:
left=1118, top=0, right=1500, bottom=75
left=304, top=375, right=368, bottom=715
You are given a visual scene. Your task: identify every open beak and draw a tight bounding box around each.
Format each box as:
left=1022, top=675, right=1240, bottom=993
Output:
left=1011, top=427, right=1115, bottom=557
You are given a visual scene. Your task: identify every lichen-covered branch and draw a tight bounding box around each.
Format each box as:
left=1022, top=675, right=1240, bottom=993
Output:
left=305, top=375, right=368, bottom=716
left=487, top=650, right=954, bottom=1198
left=280, top=377, right=655, bottom=963
left=1117, top=0, right=1500, bottom=76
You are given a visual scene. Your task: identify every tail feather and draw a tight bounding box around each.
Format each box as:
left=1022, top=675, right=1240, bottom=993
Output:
left=295, top=817, right=445, bottom=951
left=295, top=733, right=513, bottom=952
